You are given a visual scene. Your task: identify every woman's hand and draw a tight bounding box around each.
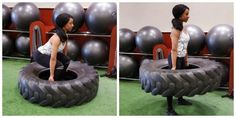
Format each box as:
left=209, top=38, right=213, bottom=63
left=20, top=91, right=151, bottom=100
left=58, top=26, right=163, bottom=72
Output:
left=171, top=67, right=176, bottom=70
left=185, top=60, right=189, bottom=67
left=48, top=76, right=54, bottom=81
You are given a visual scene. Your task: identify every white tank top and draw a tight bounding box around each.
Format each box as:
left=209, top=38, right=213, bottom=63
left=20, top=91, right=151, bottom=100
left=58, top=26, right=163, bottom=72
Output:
left=177, top=31, right=190, bottom=57
left=38, top=39, right=66, bottom=55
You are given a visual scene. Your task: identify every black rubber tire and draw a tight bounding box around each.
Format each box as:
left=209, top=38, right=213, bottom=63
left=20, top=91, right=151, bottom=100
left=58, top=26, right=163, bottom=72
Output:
left=139, top=58, right=225, bottom=97
left=18, top=61, right=99, bottom=107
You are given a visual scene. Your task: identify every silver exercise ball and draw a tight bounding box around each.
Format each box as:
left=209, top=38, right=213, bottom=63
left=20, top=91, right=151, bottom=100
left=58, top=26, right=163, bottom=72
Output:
left=53, top=3, right=85, bottom=32
left=11, top=3, right=40, bottom=30
left=135, top=26, right=163, bottom=53
left=206, top=24, right=234, bottom=56
left=185, top=24, right=205, bottom=55
left=85, top=3, right=117, bottom=34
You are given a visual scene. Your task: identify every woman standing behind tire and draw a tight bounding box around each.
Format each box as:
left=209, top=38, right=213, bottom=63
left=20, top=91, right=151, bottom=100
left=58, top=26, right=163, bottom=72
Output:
left=167, top=4, right=191, bottom=115
left=33, top=13, right=74, bottom=81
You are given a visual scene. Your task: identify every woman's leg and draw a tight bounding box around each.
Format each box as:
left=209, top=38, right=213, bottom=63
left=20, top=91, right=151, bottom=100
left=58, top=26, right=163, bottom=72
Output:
left=166, top=54, right=178, bottom=115
left=167, top=96, right=178, bottom=115
left=56, top=52, right=70, bottom=71
left=33, top=50, right=64, bottom=80
left=33, top=50, right=64, bottom=68
left=176, top=57, right=192, bottom=105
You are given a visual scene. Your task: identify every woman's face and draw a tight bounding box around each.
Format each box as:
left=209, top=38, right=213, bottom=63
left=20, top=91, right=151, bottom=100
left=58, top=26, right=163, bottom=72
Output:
left=179, top=9, right=189, bottom=22
left=64, top=18, right=74, bottom=32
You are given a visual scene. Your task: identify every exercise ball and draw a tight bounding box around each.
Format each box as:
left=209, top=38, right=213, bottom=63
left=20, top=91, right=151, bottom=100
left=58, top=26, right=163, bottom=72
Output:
left=67, top=39, right=80, bottom=61
left=82, top=39, right=109, bottom=65
left=3, top=34, right=14, bottom=56
left=119, top=28, right=135, bottom=52
left=11, top=3, right=40, bottom=31
left=85, top=3, right=117, bottom=34
left=185, top=24, right=205, bottom=55
left=119, top=55, right=138, bottom=78
left=3, top=4, right=11, bottom=29
left=15, top=34, right=30, bottom=56
left=136, top=26, right=163, bottom=53
left=206, top=24, right=234, bottom=56
left=53, top=3, right=85, bottom=33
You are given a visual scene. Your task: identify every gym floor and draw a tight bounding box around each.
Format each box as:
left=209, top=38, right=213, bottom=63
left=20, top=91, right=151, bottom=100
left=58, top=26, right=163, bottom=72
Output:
left=3, top=59, right=117, bottom=115
left=120, top=80, right=233, bottom=115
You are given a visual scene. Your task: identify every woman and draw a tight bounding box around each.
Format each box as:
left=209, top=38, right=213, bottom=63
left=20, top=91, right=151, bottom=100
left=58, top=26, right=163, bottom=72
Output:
left=33, top=13, right=74, bottom=81
left=167, top=4, right=191, bottom=115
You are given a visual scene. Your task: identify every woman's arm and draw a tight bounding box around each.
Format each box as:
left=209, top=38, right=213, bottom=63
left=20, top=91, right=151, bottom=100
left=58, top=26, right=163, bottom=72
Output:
left=49, top=35, right=61, bottom=81
left=170, top=29, right=181, bottom=70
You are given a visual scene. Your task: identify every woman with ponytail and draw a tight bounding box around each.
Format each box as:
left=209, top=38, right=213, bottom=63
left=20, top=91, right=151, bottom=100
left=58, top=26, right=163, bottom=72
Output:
left=33, top=13, right=74, bottom=81
left=167, top=4, right=191, bottom=115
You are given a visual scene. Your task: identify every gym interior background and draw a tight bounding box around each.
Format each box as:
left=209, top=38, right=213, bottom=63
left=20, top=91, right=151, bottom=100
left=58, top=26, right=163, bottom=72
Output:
left=2, top=2, right=117, bottom=115
left=119, top=2, right=234, bottom=115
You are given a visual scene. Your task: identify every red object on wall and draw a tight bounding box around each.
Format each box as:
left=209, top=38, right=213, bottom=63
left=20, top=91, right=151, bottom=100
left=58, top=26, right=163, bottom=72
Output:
left=107, top=26, right=117, bottom=74
left=153, top=44, right=170, bottom=60
left=229, top=49, right=234, bottom=96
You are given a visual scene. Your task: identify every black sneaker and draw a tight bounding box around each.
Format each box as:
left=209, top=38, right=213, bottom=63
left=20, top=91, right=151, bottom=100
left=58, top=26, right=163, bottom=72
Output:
left=177, top=98, right=192, bottom=105
left=166, top=109, right=178, bottom=115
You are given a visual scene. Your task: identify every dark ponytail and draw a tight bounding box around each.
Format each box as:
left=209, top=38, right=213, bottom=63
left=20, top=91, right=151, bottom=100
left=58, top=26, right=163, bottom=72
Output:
left=172, top=18, right=183, bottom=31
left=172, top=4, right=189, bottom=31
left=55, top=13, right=73, bottom=43
left=55, top=28, right=67, bottom=43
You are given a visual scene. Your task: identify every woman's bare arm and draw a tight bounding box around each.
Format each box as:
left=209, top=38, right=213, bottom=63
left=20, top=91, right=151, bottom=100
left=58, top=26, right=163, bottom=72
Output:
left=170, top=29, right=181, bottom=70
left=49, top=35, right=60, bottom=81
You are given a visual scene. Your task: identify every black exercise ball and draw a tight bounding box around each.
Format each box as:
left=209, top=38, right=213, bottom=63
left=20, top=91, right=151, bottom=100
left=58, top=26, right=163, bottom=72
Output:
left=3, top=4, right=12, bottom=29
left=119, top=28, right=135, bottom=52
left=136, top=26, right=163, bottom=53
left=119, top=55, right=138, bottom=78
left=11, top=3, right=40, bottom=31
left=15, top=34, right=30, bottom=56
left=85, top=3, right=117, bottom=34
left=206, top=24, right=234, bottom=56
left=3, top=34, right=14, bottom=56
left=67, top=39, right=80, bottom=61
left=53, top=3, right=85, bottom=33
left=82, top=39, right=109, bottom=65
left=185, top=24, right=205, bottom=55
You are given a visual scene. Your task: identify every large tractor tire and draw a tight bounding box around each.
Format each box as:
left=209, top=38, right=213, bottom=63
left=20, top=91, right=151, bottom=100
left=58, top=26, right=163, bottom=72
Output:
left=140, top=58, right=224, bottom=97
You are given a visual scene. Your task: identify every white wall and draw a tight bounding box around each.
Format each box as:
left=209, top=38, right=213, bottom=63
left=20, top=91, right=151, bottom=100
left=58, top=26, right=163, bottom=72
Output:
left=119, top=2, right=234, bottom=32
left=3, top=2, right=91, bottom=8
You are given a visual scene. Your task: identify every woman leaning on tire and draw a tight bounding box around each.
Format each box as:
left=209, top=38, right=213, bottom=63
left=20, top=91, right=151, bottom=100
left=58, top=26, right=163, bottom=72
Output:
left=32, top=13, right=74, bottom=81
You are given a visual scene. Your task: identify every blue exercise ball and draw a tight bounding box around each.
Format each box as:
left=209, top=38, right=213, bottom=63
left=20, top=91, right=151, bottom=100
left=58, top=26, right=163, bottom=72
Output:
left=119, top=28, right=135, bottom=52
left=82, top=39, right=109, bottom=65
left=53, top=3, right=85, bottom=33
left=206, top=24, right=234, bottom=56
left=11, top=3, right=40, bottom=31
left=2, top=4, right=12, bottom=29
left=135, top=26, right=163, bottom=53
left=185, top=24, right=205, bottom=55
left=85, top=3, right=117, bottom=34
